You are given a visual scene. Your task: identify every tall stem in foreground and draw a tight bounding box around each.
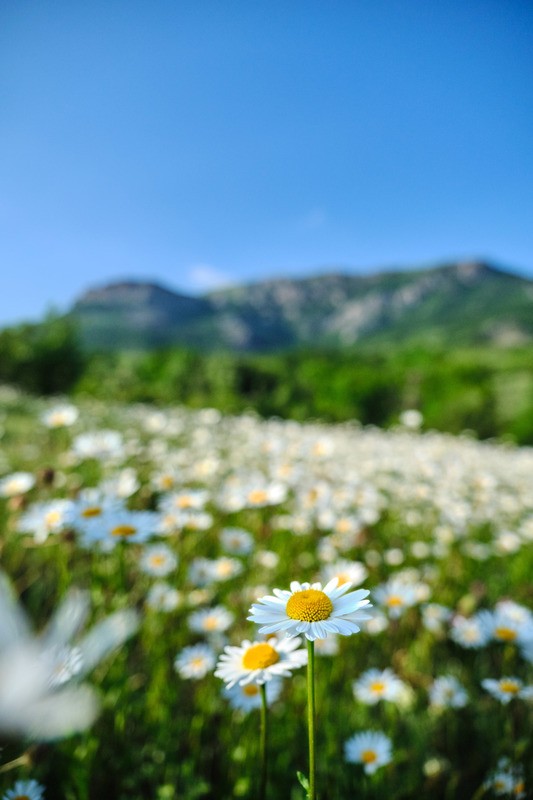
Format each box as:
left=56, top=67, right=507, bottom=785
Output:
left=259, top=683, right=268, bottom=800
left=307, top=639, right=316, bottom=800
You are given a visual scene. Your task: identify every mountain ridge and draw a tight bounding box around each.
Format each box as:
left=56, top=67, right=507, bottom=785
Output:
left=71, top=260, right=533, bottom=351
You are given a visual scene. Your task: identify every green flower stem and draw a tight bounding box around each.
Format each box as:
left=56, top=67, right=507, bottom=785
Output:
left=259, top=683, right=268, bottom=800
left=307, top=639, right=316, bottom=800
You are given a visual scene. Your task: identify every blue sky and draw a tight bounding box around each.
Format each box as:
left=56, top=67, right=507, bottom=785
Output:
left=1, top=0, right=533, bottom=324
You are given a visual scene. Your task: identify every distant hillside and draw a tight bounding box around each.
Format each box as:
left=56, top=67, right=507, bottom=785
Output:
left=71, top=261, right=533, bottom=351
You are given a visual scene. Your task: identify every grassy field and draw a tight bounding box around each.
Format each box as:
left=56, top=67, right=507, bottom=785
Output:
left=1, top=387, right=532, bottom=799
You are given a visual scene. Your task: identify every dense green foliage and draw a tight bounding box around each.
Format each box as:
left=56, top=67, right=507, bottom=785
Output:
left=1, top=316, right=533, bottom=443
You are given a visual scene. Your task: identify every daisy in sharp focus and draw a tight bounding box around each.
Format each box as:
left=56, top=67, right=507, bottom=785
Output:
left=215, top=635, right=307, bottom=688
left=248, top=578, right=372, bottom=641
left=344, top=730, right=393, bottom=775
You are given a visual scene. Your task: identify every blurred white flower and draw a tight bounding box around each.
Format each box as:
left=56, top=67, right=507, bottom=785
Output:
left=41, top=403, right=79, bottom=429
left=0, top=573, right=138, bottom=740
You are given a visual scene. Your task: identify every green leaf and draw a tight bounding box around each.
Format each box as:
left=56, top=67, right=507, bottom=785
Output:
left=296, top=771, right=310, bottom=795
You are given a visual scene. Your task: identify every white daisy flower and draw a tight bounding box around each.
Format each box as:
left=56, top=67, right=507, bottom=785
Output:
left=41, top=403, right=79, bottom=428
left=145, top=582, right=182, bottom=612
left=429, top=676, right=468, bottom=709
left=220, top=527, right=254, bottom=555
left=3, top=778, right=45, bottom=800
left=344, top=730, right=393, bottom=774
left=223, top=677, right=282, bottom=712
left=353, top=668, right=408, bottom=705
left=481, top=677, right=533, bottom=704
left=373, top=579, right=418, bottom=619
left=248, top=578, right=372, bottom=641
left=188, top=606, right=234, bottom=635
left=0, top=573, right=138, bottom=740
left=174, top=644, right=216, bottom=679
left=0, top=471, right=35, bottom=498
left=215, top=635, right=307, bottom=688
left=139, top=544, right=178, bottom=577
left=450, top=613, right=492, bottom=649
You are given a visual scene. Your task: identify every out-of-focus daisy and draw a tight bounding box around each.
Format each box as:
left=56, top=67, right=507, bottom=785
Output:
left=321, top=559, right=368, bottom=588
left=483, top=758, right=526, bottom=798
left=41, top=403, right=79, bottom=428
left=159, top=489, right=209, bottom=512
left=399, top=409, right=423, bottom=429
left=188, top=606, right=234, bottom=635
left=0, top=471, right=35, bottom=497
left=188, top=558, right=217, bottom=587
left=0, top=573, right=138, bottom=739
left=220, top=527, right=254, bottom=555
left=314, top=635, right=340, bottom=656
left=223, top=677, right=282, bottom=712
left=150, top=469, right=181, bottom=493
left=174, top=644, right=216, bottom=679
left=100, top=468, right=140, bottom=499
left=483, top=602, right=533, bottom=646
left=71, top=430, right=125, bottom=462
left=421, top=603, right=452, bottom=634
left=428, top=676, right=468, bottom=709
left=344, top=730, right=393, bottom=775
left=18, top=500, right=75, bottom=543
left=139, top=544, right=178, bottom=577
left=77, top=508, right=159, bottom=550
left=255, top=550, right=280, bottom=570
left=145, top=582, right=182, bottom=612
left=2, top=778, right=45, bottom=800
left=363, top=610, right=389, bottom=636
left=72, top=489, right=124, bottom=532
left=353, top=668, right=408, bottom=705
left=209, top=557, right=243, bottom=582
left=373, top=579, right=418, bottom=619
left=248, top=578, right=371, bottom=641
left=215, top=635, right=307, bottom=688
left=450, top=613, right=492, bottom=649
left=481, top=677, right=533, bottom=704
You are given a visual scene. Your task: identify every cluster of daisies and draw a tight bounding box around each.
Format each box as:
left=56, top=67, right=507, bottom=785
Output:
left=2, top=394, right=533, bottom=795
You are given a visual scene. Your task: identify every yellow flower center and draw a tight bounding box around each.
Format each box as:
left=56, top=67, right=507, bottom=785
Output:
left=191, top=657, right=206, bottom=668
left=361, top=750, right=377, bottom=764
left=494, top=626, right=517, bottom=642
left=150, top=555, right=166, bottom=567
left=243, top=684, right=260, bottom=696
left=111, top=524, right=137, bottom=537
left=386, top=596, right=403, bottom=607
left=336, top=519, right=351, bottom=533
left=13, top=796, right=30, bottom=800
left=370, top=681, right=386, bottom=694
left=203, top=617, right=219, bottom=631
left=176, top=496, right=193, bottom=508
left=161, top=475, right=174, bottom=489
left=248, top=489, right=268, bottom=505
left=81, top=506, right=102, bottom=518
left=336, top=572, right=349, bottom=586
left=242, top=643, right=280, bottom=670
left=45, top=510, right=61, bottom=527
left=500, top=680, right=520, bottom=694
left=286, top=589, right=333, bottom=622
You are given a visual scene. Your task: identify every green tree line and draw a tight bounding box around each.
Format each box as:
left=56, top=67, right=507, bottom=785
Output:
left=1, top=315, right=533, bottom=443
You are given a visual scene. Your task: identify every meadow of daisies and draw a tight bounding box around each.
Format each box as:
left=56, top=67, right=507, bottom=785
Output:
left=1, top=385, right=533, bottom=799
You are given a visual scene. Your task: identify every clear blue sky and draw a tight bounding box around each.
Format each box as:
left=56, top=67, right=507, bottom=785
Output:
left=1, top=0, right=532, bottom=324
